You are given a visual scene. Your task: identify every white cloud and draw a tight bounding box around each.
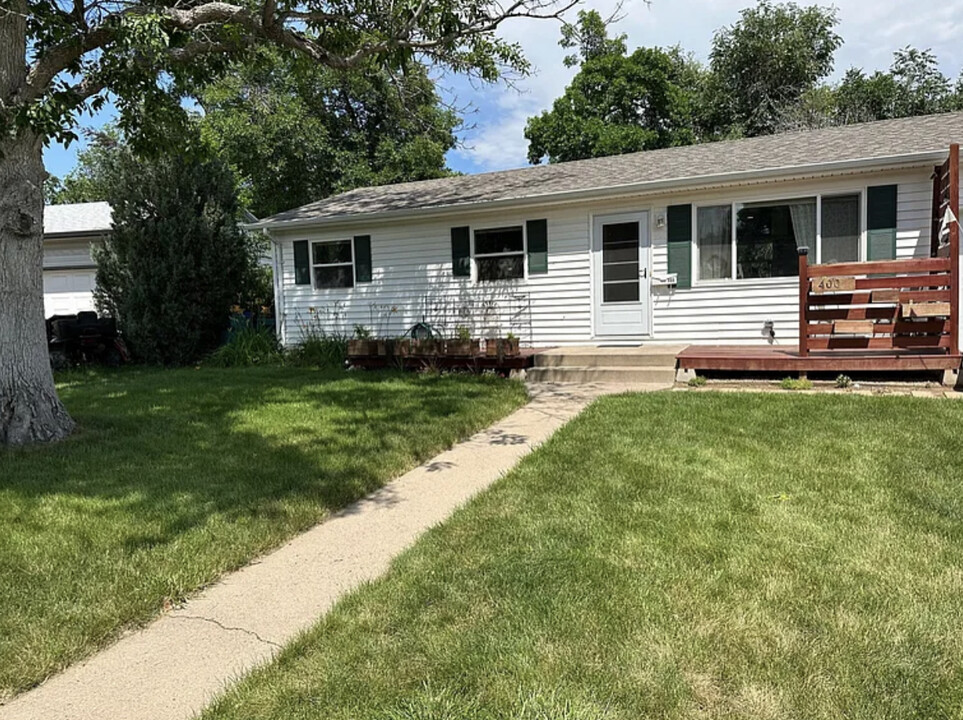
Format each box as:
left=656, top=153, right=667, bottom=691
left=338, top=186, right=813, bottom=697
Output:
left=452, top=0, right=963, bottom=173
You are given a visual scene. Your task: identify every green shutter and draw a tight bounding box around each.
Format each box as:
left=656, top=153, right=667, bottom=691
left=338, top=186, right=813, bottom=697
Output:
left=867, top=229, right=897, bottom=261
left=666, top=204, right=692, bottom=289
left=353, top=235, right=372, bottom=283
left=526, top=219, right=548, bottom=275
left=293, top=240, right=311, bottom=285
left=451, top=226, right=471, bottom=277
left=867, top=185, right=898, bottom=260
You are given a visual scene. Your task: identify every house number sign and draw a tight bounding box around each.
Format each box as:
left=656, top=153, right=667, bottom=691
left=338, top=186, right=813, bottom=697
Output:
left=811, top=276, right=856, bottom=294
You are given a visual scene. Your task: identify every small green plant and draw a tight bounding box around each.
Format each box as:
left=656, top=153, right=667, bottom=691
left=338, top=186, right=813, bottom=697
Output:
left=456, top=325, right=471, bottom=341
left=780, top=377, right=813, bottom=391
left=506, top=331, right=517, bottom=341
left=687, top=375, right=708, bottom=387
left=835, top=374, right=853, bottom=388
left=207, top=325, right=282, bottom=367
left=353, top=324, right=372, bottom=340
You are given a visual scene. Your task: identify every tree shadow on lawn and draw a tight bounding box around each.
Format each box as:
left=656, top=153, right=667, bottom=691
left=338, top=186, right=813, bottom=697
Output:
left=0, top=366, right=524, bottom=696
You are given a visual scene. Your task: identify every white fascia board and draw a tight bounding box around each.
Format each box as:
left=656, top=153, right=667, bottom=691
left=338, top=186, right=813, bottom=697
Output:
left=245, top=151, right=946, bottom=233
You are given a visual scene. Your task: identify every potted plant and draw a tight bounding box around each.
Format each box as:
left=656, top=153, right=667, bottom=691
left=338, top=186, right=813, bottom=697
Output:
left=446, top=326, right=475, bottom=356
left=347, top=325, right=376, bottom=356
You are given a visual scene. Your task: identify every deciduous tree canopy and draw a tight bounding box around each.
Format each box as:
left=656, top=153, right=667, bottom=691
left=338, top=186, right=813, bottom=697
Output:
left=198, top=50, right=458, bottom=218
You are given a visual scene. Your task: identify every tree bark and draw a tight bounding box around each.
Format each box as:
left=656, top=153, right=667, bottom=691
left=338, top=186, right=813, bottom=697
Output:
left=0, top=1, right=76, bottom=445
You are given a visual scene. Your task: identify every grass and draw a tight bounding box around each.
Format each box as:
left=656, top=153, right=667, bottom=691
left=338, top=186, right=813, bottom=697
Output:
left=0, top=366, right=527, bottom=698
left=203, top=392, right=963, bottom=720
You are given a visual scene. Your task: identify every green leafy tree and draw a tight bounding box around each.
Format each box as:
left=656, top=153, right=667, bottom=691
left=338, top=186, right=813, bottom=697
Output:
left=0, top=0, right=575, bottom=445
left=45, top=128, right=123, bottom=204
left=198, top=50, right=459, bottom=218
left=525, top=10, right=700, bottom=163
left=706, top=1, right=842, bottom=137
left=796, top=47, right=960, bottom=128
left=94, top=138, right=253, bottom=365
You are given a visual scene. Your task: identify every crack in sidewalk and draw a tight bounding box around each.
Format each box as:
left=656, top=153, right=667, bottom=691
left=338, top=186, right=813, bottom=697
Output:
left=173, top=615, right=283, bottom=649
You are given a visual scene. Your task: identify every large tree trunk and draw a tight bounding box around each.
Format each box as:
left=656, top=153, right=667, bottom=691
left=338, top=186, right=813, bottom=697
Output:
left=0, top=136, right=76, bottom=445
left=0, top=1, right=75, bottom=445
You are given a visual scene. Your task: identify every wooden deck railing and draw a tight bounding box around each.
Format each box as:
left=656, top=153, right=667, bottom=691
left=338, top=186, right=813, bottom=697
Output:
left=798, top=143, right=961, bottom=359
left=798, top=253, right=956, bottom=356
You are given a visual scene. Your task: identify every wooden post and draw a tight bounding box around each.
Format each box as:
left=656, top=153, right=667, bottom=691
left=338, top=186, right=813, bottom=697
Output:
left=798, top=247, right=809, bottom=358
left=932, top=164, right=943, bottom=257
left=950, top=144, right=960, bottom=357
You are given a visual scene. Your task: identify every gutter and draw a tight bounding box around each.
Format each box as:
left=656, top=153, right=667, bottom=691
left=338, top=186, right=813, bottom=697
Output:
left=244, top=150, right=947, bottom=233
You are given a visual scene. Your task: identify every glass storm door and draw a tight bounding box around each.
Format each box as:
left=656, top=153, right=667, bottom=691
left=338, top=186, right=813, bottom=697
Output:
left=593, top=212, right=650, bottom=337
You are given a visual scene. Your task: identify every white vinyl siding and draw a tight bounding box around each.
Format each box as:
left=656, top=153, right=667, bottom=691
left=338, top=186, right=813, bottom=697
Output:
left=274, top=166, right=936, bottom=347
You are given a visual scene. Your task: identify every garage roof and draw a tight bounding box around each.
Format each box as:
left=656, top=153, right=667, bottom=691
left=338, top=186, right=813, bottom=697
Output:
left=44, top=202, right=112, bottom=237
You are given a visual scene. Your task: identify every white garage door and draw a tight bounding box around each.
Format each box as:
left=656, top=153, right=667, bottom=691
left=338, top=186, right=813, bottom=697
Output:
left=44, top=269, right=97, bottom=317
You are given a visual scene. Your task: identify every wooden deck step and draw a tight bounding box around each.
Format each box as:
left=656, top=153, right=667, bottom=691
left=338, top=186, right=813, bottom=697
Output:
left=677, top=345, right=961, bottom=373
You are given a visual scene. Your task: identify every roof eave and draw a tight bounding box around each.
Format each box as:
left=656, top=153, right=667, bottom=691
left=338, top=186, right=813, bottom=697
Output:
left=246, top=150, right=947, bottom=232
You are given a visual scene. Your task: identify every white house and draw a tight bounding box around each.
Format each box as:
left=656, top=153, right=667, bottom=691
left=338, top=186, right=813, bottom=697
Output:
left=253, top=112, right=963, bottom=358
left=42, top=201, right=111, bottom=317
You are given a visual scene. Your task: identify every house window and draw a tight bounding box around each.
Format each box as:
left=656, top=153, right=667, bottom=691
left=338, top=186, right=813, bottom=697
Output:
left=695, top=196, right=834, bottom=282
left=475, top=226, right=524, bottom=282
left=820, top=194, right=860, bottom=264
left=697, top=205, right=732, bottom=281
left=736, top=198, right=815, bottom=279
left=312, top=239, right=354, bottom=288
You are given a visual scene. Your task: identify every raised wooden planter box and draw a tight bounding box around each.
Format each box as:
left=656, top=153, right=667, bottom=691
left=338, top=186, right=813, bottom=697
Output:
left=444, top=339, right=476, bottom=356
left=411, top=339, right=441, bottom=356
left=485, top=338, right=520, bottom=357
left=347, top=339, right=377, bottom=356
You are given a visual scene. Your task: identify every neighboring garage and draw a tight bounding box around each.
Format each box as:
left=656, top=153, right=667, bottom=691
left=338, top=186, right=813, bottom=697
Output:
left=43, top=202, right=111, bottom=317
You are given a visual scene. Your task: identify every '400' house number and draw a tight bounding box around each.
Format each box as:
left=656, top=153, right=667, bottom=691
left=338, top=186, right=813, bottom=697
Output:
left=811, top=276, right=856, bottom=294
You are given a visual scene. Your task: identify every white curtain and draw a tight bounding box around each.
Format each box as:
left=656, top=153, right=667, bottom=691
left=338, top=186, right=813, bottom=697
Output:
left=788, top=202, right=816, bottom=253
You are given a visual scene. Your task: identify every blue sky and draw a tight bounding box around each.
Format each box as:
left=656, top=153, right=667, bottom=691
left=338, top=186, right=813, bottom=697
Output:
left=44, top=0, right=963, bottom=181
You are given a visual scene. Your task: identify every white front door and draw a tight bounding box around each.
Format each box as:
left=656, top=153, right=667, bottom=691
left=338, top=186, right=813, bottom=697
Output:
left=593, top=212, right=651, bottom=337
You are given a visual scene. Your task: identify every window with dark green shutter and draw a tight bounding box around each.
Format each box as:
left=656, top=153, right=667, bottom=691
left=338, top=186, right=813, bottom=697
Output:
left=867, top=184, right=898, bottom=261
left=526, top=219, right=548, bottom=275
left=667, top=204, right=692, bottom=289
left=293, top=240, right=311, bottom=285
left=451, top=226, right=471, bottom=277
left=353, top=235, right=372, bottom=283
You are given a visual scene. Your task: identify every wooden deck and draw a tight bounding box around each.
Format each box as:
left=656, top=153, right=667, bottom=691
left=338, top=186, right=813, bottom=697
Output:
left=677, top=345, right=962, bottom=373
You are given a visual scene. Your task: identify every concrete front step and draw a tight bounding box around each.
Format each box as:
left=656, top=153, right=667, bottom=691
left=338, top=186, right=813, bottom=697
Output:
left=534, top=345, right=684, bottom=369
left=535, top=352, right=678, bottom=368
left=527, top=366, right=677, bottom=384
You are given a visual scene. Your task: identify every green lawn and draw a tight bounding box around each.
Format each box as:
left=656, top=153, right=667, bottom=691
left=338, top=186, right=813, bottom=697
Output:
left=204, top=392, right=963, bottom=720
left=0, top=366, right=527, bottom=699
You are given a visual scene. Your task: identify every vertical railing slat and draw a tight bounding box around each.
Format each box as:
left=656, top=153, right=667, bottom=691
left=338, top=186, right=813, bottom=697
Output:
left=798, top=247, right=809, bottom=358
left=949, top=144, right=960, bottom=357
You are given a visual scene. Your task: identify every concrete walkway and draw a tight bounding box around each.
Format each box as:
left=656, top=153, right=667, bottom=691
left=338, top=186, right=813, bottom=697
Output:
left=1, top=381, right=668, bottom=720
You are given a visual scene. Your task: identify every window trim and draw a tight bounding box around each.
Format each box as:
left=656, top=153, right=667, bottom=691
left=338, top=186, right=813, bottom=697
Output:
left=692, top=188, right=866, bottom=285
left=310, top=238, right=355, bottom=290
left=471, top=224, right=527, bottom=284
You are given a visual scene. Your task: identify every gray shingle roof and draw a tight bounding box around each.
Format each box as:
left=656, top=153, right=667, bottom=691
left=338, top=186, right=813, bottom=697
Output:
left=44, top=202, right=112, bottom=237
left=262, top=112, right=963, bottom=227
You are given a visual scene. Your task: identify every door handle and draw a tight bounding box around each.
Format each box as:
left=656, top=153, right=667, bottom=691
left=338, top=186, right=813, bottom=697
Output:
left=640, top=268, right=647, bottom=278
